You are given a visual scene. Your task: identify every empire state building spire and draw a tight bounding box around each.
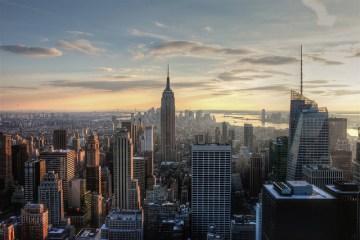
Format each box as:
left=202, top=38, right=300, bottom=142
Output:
left=166, top=64, right=171, bottom=90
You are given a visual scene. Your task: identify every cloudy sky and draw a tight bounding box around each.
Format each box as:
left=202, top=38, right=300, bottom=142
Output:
left=0, top=0, right=359, bottom=112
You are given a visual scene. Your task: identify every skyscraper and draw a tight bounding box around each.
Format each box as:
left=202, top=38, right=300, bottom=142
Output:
left=249, top=153, right=263, bottom=198
left=331, top=139, right=352, bottom=180
left=303, top=164, right=343, bottom=189
left=133, top=156, right=145, bottom=205
left=21, top=203, right=49, bottom=240
left=328, top=118, right=347, bottom=152
left=160, top=66, right=176, bottom=162
left=40, top=150, right=75, bottom=207
left=24, top=159, right=46, bottom=203
left=72, top=132, right=81, bottom=152
left=100, top=209, right=143, bottom=240
left=191, top=144, right=231, bottom=240
left=143, top=125, right=154, bottom=152
left=352, top=128, right=360, bottom=183
left=244, top=124, right=254, bottom=152
left=221, top=122, right=228, bottom=144
left=113, top=128, right=139, bottom=209
left=12, top=143, right=29, bottom=185
left=85, top=133, right=101, bottom=194
left=262, top=181, right=337, bottom=240
left=0, top=132, right=12, bottom=190
left=215, top=127, right=221, bottom=144
left=287, top=93, right=329, bottom=180
left=324, top=182, right=360, bottom=240
left=53, top=129, right=67, bottom=150
left=269, top=136, right=288, bottom=181
left=288, top=91, right=319, bottom=149
left=38, top=171, right=64, bottom=225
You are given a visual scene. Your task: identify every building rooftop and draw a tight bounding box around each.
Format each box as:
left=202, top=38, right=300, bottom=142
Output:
left=232, top=215, right=256, bottom=225
left=326, top=182, right=360, bottom=194
left=265, top=181, right=335, bottom=200
left=192, top=144, right=231, bottom=150
left=106, top=209, right=142, bottom=222
left=303, top=164, right=340, bottom=171
left=48, top=228, right=65, bottom=234
left=75, top=228, right=100, bottom=240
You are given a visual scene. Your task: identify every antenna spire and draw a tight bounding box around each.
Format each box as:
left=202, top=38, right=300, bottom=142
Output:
left=166, top=64, right=170, bottom=90
left=300, top=45, right=303, bottom=95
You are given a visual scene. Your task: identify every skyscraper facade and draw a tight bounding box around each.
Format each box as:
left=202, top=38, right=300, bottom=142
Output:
left=40, top=150, right=75, bottom=207
left=249, top=153, right=263, bottom=198
left=191, top=144, right=231, bottom=240
left=215, top=127, right=221, bottom=144
left=21, top=203, right=49, bottom=240
left=328, top=118, right=347, bottom=152
left=262, top=181, right=337, bottom=240
left=24, top=159, right=46, bottom=203
left=221, top=122, right=228, bottom=144
left=244, top=124, right=254, bottom=152
left=53, top=129, right=67, bottom=150
left=113, top=128, right=139, bottom=209
left=85, top=133, right=101, bottom=194
left=288, top=91, right=318, bottom=148
left=12, top=143, right=29, bottom=185
left=303, top=165, right=343, bottom=189
left=287, top=92, right=329, bottom=180
left=0, top=133, right=12, bottom=189
left=324, top=182, right=360, bottom=240
left=133, top=156, right=145, bottom=205
left=100, top=209, right=143, bottom=240
left=269, top=136, right=288, bottom=181
left=160, top=67, right=176, bottom=162
left=38, top=171, right=64, bottom=225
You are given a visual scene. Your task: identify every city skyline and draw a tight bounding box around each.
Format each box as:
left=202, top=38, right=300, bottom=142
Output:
left=0, top=0, right=359, bottom=112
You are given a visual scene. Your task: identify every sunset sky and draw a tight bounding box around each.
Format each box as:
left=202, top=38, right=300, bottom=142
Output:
left=0, top=0, right=359, bottom=112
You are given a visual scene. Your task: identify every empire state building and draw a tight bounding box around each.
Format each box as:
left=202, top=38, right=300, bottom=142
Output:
left=160, top=66, right=176, bottom=162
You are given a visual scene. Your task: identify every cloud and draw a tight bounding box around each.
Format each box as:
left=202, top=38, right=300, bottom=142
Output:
left=239, top=85, right=290, bottom=93
left=97, top=67, right=113, bottom=72
left=307, top=83, right=349, bottom=88
left=47, top=79, right=213, bottom=92
left=66, top=30, right=93, bottom=37
left=217, top=71, right=272, bottom=81
left=309, top=90, right=326, bottom=95
left=211, top=90, right=234, bottom=96
left=154, top=21, right=167, bottom=28
left=350, top=50, right=360, bottom=58
left=0, top=86, right=37, bottom=90
left=328, top=89, right=360, bottom=96
left=302, top=0, right=336, bottom=27
left=129, top=29, right=170, bottom=41
left=306, top=54, right=343, bottom=65
left=57, top=39, right=104, bottom=55
left=225, top=68, right=291, bottom=76
left=0, top=44, right=62, bottom=57
left=204, top=26, right=213, bottom=32
left=239, top=56, right=298, bottom=65
left=305, top=80, right=330, bottom=84
left=144, top=40, right=252, bottom=58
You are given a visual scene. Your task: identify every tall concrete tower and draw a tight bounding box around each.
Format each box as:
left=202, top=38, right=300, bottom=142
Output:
left=160, top=65, right=176, bottom=162
left=113, top=128, right=139, bottom=210
left=38, top=171, right=64, bottom=225
left=86, top=132, right=101, bottom=194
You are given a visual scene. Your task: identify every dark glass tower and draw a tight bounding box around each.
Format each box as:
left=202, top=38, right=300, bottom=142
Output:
left=160, top=66, right=176, bottom=162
